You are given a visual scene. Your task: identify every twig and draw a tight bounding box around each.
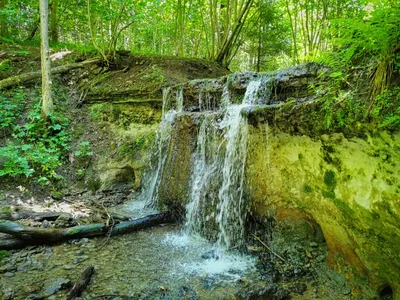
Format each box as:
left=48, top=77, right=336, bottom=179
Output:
left=252, top=234, right=286, bottom=262
left=66, top=265, right=95, bottom=300
left=97, top=201, right=114, bottom=250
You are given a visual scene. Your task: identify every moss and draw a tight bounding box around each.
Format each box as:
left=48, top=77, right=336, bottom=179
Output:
left=324, top=170, right=336, bottom=188
left=0, top=206, right=12, bottom=214
left=332, top=198, right=355, bottom=218
left=88, top=178, right=101, bottom=194
left=0, top=250, right=9, bottom=261
left=50, top=190, right=63, bottom=200
left=322, top=189, right=336, bottom=199
left=303, top=184, right=313, bottom=193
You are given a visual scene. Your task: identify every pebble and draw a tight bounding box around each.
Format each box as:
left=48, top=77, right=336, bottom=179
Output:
left=23, top=285, right=41, bottom=294
left=74, top=255, right=89, bottom=264
left=343, top=286, right=352, bottom=295
left=2, top=287, right=14, bottom=300
left=0, top=263, right=16, bottom=273
left=42, top=278, right=72, bottom=297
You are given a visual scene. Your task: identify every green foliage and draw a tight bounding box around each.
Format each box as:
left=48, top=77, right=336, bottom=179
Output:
left=0, top=250, right=9, bottom=261
left=316, top=77, right=400, bottom=132
left=89, top=104, right=109, bottom=121
left=370, top=87, right=400, bottom=129
left=75, top=141, right=93, bottom=158
left=0, top=59, right=11, bottom=71
left=141, top=65, right=165, bottom=84
left=0, top=89, right=71, bottom=186
left=0, top=89, right=25, bottom=133
left=9, top=50, right=29, bottom=56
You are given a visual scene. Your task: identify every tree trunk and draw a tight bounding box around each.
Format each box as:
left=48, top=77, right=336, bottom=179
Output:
left=0, top=212, right=172, bottom=249
left=50, top=0, right=58, bottom=43
left=0, top=58, right=101, bottom=90
left=40, top=0, right=53, bottom=117
left=215, top=0, right=254, bottom=66
left=0, top=0, right=7, bottom=37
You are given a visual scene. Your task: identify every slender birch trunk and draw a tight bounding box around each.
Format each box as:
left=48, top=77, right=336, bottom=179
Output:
left=40, top=0, right=53, bottom=117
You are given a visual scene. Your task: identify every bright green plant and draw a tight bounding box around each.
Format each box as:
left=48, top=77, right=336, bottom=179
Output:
left=0, top=89, right=71, bottom=186
left=75, top=141, right=93, bottom=158
left=370, top=87, right=400, bottom=129
left=0, top=250, right=9, bottom=261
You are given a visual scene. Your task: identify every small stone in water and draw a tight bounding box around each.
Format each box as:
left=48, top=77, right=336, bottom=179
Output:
left=63, top=265, right=75, bottom=270
left=42, top=278, right=72, bottom=297
left=201, top=250, right=219, bottom=260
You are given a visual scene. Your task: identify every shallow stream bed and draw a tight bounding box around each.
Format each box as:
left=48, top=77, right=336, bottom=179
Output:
left=1, top=225, right=271, bottom=299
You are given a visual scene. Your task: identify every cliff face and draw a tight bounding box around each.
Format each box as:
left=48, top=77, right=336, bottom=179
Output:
left=157, top=64, right=400, bottom=297
left=246, top=127, right=400, bottom=295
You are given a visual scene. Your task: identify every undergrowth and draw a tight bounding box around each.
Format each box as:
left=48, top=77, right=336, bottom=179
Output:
left=0, top=88, right=71, bottom=187
left=315, top=74, right=400, bottom=132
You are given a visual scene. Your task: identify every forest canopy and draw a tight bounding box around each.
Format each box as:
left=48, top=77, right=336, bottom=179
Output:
left=0, top=0, right=399, bottom=72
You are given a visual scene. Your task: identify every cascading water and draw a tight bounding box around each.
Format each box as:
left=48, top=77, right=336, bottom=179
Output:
left=131, top=87, right=183, bottom=212
left=129, top=74, right=274, bottom=278
left=184, top=78, right=269, bottom=249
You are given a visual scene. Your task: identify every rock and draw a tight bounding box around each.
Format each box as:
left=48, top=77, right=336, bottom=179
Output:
left=54, top=213, right=77, bottom=228
left=245, top=284, right=290, bottom=300
left=0, top=263, right=16, bottom=273
left=1, top=287, right=14, bottom=300
left=78, top=238, right=90, bottom=246
left=342, top=286, right=351, bottom=295
left=290, top=283, right=307, bottom=295
left=42, top=220, right=51, bottom=228
left=23, top=285, right=41, bottom=294
left=42, top=278, right=72, bottom=297
left=26, top=294, right=45, bottom=300
left=74, top=255, right=89, bottom=264
left=4, top=272, right=15, bottom=277
left=17, top=264, right=29, bottom=271
left=201, top=250, right=219, bottom=260
left=63, top=264, right=75, bottom=270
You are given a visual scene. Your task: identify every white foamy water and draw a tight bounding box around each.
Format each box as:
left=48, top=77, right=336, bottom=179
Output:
left=163, top=232, right=256, bottom=281
left=136, top=87, right=183, bottom=209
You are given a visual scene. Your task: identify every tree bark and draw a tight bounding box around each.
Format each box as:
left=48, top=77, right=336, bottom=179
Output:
left=0, top=0, right=7, bottom=37
left=0, top=212, right=172, bottom=249
left=0, top=58, right=100, bottom=90
left=50, top=0, right=58, bottom=43
left=215, top=0, right=254, bottom=66
left=40, top=0, right=53, bottom=117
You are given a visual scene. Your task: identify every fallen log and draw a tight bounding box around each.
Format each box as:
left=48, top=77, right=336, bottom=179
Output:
left=67, top=265, right=95, bottom=300
left=0, top=236, right=31, bottom=249
left=0, top=57, right=101, bottom=89
left=0, top=212, right=172, bottom=249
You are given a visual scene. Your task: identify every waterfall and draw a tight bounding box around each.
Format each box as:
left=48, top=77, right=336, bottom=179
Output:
left=138, top=87, right=183, bottom=209
left=137, top=74, right=273, bottom=250
left=185, top=78, right=270, bottom=249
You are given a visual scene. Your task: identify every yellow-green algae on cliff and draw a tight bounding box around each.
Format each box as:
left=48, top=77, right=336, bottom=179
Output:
left=246, top=126, right=400, bottom=296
